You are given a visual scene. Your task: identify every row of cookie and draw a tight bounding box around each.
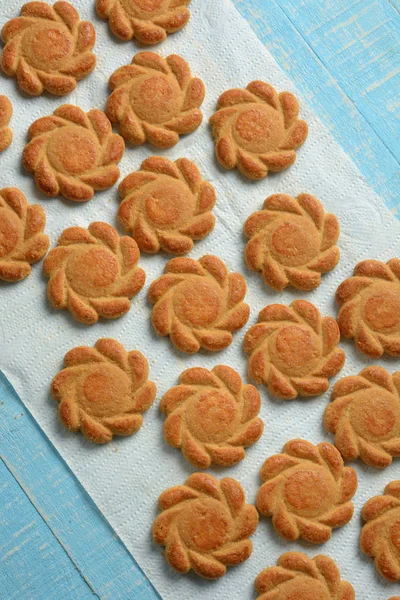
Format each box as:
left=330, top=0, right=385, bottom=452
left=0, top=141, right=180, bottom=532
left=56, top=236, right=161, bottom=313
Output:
left=1, top=0, right=192, bottom=98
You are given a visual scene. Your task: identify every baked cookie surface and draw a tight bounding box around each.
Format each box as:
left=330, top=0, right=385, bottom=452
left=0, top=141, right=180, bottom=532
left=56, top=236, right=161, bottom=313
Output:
left=325, top=366, right=400, bottom=468
left=51, top=338, right=156, bottom=444
left=256, top=439, right=357, bottom=544
left=152, top=473, right=258, bottom=579
left=244, top=300, right=345, bottom=399
left=0, top=96, right=13, bottom=152
left=118, top=156, right=215, bottom=254
left=336, top=259, right=400, bottom=357
left=44, top=222, right=145, bottom=324
left=255, top=552, right=355, bottom=599
left=161, top=365, right=263, bottom=468
left=106, top=52, right=204, bottom=148
left=1, top=1, right=96, bottom=96
left=96, top=0, right=190, bottom=45
left=23, top=105, right=124, bottom=202
left=209, top=80, right=308, bottom=179
left=148, top=255, right=250, bottom=354
left=245, top=193, right=339, bottom=291
left=0, top=187, right=49, bottom=282
left=360, top=481, right=400, bottom=581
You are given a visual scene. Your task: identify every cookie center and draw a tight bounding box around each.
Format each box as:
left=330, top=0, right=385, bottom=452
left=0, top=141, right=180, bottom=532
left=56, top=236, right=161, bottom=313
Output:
left=284, top=468, right=335, bottom=517
left=120, top=0, right=167, bottom=16
left=186, top=391, right=238, bottom=443
left=270, top=219, right=320, bottom=267
left=145, top=180, right=194, bottom=228
left=274, top=325, right=320, bottom=375
left=130, top=75, right=181, bottom=124
left=234, top=104, right=284, bottom=153
left=351, top=388, right=399, bottom=439
left=82, top=365, right=131, bottom=417
left=173, top=279, right=222, bottom=327
left=22, top=23, right=72, bottom=70
left=275, top=578, right=331, bottom=600
left=47, top=126, right=100, bottom=175
left=179, top=498, right=230, bottom=552
left=0, top=208, right=21, bottom=258
left=363, top=287, right=400, bottom=331
left=66, top=246, right=119, bottom=297
left=390, top=519, right=400, bottom=553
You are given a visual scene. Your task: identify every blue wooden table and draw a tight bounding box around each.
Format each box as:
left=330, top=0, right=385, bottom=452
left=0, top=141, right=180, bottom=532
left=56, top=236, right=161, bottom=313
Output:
left=1, top=1, right=400, bottom=598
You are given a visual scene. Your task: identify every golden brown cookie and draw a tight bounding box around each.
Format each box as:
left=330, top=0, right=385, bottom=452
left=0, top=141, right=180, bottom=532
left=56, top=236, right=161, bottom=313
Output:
left=336, top=259, right=400, bottom=358
left=360, top=481, right=400, bottom=581
left=255, top=552, right=355, bottom=600
left=161, top=365, right=263, bottom=468
left=118, top=156, right=216, bottom=255
left=148, top=255, right=250, bottom=354
left=96, top=0, right=190, bottom=45
left=324, top=366, right=400, bottom=468
left=256, top=439, right=357, bottom=544
left=106, top=52, right=204, bottom=149
left=152, top=472, right=258, bottom=579
left=51, top=339, right=156, bottom=444
left=244, top=300, right=345, bottom=400
left=0, top=96, right=13, bottom=152
left=23, top=105, right=124, bottom=202
left=0, top=187, right=49, bottom=282
left=209, top=81, right=308, bottom=179
left=43, top=222, right=145, bottom=324
left=244, top=193, right=340, bottom=291
left=1, top=1, right=96, bottom=96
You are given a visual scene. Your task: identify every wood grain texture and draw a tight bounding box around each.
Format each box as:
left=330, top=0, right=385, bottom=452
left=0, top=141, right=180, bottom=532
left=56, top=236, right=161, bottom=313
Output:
left=1, top=1, right=400, bottom=598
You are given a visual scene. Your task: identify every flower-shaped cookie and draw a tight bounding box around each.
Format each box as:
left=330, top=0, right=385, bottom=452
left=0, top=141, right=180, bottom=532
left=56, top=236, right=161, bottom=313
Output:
left=161, top=365, right=263, bottom=468
left=255, top=552, right=355, bottom=600
left=1, top=1, right=96, bottom=96
left=360, top=481, right=400, bottom=581
left=324, top=366, right=400, bottom=468
left=96, top=0, right=190, bottom=45
left=336, top=259, right=400, bottom=358
left=244, top=193, right=340, bottom=291
left=152, top=473, right=258, bottom=579
left=106, top=52, right=204, bottom=148
left=244, top=300, right=345, bottom=400
left=209, top=81, right=308, bottom=180
left=0, top=96, right=12, bottom=152
left=0, top=187, right=49, bottom=282
left=256, top=439, right=357, bottom=544
left=148, top=255, right=250, bottom=354
left=118, top=156, right=216, bottom=255
left=23, top=105, right=125, bottom=202
left=51, top=338, right=156, bottom=444
left=43, top=222, right=145, bottom=324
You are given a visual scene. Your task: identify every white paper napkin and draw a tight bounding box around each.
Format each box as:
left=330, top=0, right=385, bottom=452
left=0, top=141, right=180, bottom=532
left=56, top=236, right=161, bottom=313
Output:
left=1, top=1, right=399, bottom=598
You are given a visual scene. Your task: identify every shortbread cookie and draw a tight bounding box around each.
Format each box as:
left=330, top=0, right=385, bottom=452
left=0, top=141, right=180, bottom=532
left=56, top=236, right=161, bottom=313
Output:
left=148, top=255, right=250, bottom=354
left=96, top=0, right=190, bottom=45
left=161, top=365, right=263, bottom=468
left=0, top=96, right=12, bottom=152
left=43, top=222, right=145, bottom=324
left=0, top=187, right=49, bottom=282
left=23, top=105, right=124, bottom=202
left=118, top=156, right=216, bottom=254
left=256, top=439, right=357, bottom=544
left=152, top=473, right=258, bottom=579
left=255, top=552, right=355, bottom=600
left=336, top=259, right=400, bottom=358
left=1, top=2, right=96, bottom=96
left=360, top=481, right=400, bottom=581
left=51, top=339, right=156, bottom=444
left=209, top=81, right=308, bottom=179
left=244, top=300, right=345, bottom=399
left=244, top=193, right=340, bottom=291
left=324, top=366, right=400, bottom=468
left=106, top=52, right=204, bottom=148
